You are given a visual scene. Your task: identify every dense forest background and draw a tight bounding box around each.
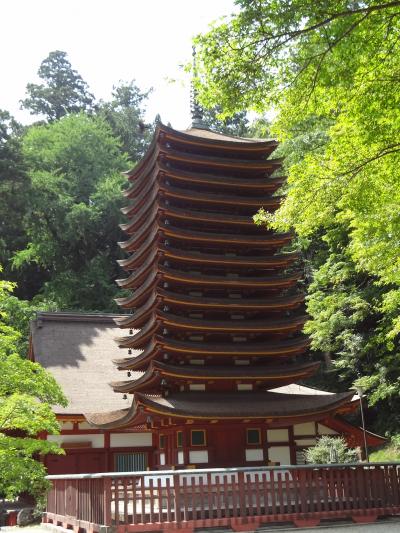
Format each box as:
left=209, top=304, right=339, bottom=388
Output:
left=1, top=0, right=400, bottom=444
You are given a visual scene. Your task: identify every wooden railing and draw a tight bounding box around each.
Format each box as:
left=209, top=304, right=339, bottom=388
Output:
left=44, top=463, right=400, bottom=532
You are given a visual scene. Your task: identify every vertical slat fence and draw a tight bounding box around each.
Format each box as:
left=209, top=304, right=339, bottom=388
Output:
left=45, top=462, right=400, bottom=532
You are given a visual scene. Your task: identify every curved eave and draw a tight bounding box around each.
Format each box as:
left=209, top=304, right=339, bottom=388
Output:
left=116, top=317, right=159, bottom=348
left=116, top=249, right=159, bottom=289
left=157, top=311, right=307, bottom=334
left=160, top=183, right=282, bottom=209
left=163, top=148, right=283, bottom=173
left=85, top=390, right=355, bottom=430
left=119, top=245, right=299, bottom=272
left=160, top=266, right=302, bottom=288
left=136, top=391, right=356, bottom=421
left=115, top=272, right=159, bottom=308
left=156, top=336, right=311, bottom=357
left=161, top=124, right=278, bottom=154
left=158, top=289, right=304, bottom=311
left=156, top=164, right=284, bottom=190
left=125, top=165, right=285, bottom=199
left=111, top=360, right=321, bottom=394
left=113, top=336, right=311, bottom=370
left=120, top=225, right=291, bottom=253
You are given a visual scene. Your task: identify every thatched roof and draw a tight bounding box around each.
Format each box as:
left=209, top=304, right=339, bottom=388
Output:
left=30, top=312, right=140, bottom=415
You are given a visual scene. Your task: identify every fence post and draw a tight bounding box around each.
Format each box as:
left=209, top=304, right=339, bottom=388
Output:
left=173, top=473, right=181, bottom=524
left=103, top=477, right=112, bottom=527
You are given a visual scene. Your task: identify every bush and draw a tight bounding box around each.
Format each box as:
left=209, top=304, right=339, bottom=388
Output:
left=305, top=436, right=360, bottom=464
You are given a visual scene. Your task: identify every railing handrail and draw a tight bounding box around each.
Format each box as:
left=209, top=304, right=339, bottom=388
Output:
left=46, top=461, right=400, bottom=480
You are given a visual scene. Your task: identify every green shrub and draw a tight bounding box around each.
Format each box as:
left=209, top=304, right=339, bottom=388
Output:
left=305, top=436, right=360, bottom=464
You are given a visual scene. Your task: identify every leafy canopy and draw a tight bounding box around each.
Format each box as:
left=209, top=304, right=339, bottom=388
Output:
left=0, top=273, right=67, bottom=499
left=196, top=1, right=400, bottom=430
left=21, top=50, right=95, bottom=121
left=14, top=113, right=128, bottom=311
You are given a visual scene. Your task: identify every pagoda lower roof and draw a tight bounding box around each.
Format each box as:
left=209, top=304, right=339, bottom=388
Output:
left=110, top=360, right=321, bottom=393
left=114, top=336, right=311, bottom=369
left=85, top=390, right=355, bottom=429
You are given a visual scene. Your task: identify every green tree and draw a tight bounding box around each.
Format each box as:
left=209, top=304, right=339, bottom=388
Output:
left=21, top=50, right=95, bottom=121
left=196, top=1, right=400, bottom=432
left=97, top=80, right=153, bottom=163
left=305, top=436, right=359, bottom=464
left=13, top=113, right=128, bottom=311
left=0, top=273, right=66, bottom=499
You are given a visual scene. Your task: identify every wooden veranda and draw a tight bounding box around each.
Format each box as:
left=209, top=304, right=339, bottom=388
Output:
left=44, top=463, right=400, bottom=532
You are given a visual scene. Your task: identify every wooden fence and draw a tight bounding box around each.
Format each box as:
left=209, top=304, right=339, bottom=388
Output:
left=44, top=463, right=400, bottom=532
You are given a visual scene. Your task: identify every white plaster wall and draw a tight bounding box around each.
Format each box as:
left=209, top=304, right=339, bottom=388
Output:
left=61, top=421, right=74, bottom=430
left=295, top=438, right=317, bottom=446
left=189, top=450, right=209, bottom=463
left=267, top=429, right=289, bottom=442
left=245, top=449, right=263, bottom=461
left=268, top=446, right=291, bottom=465
left=160, top=452, right=166, bottom=466
left=47, top=434, right=104, bottom=448
left=318, top=424, right=338, bottom=435
left=293, top=422, right=316, bottom=436
left=110, top=433, right=152, bottom=448
left=78, top=421, right=93, bottom=430
left=177, top=451, right=185, bottom=464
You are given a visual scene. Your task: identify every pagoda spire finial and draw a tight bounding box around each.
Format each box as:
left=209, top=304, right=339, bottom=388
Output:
left=191, top=46, right=208, bottom=130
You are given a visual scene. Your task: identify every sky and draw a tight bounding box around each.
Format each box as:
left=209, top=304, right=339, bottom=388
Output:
left=0, top=0, right=236, bottom=129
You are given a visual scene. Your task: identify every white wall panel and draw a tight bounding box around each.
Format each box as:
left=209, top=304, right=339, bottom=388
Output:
left=110, top=433, right=152, bottom=448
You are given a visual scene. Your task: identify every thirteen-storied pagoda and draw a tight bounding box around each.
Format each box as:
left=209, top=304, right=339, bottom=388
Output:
left=84, top=120, right=361, bottom=469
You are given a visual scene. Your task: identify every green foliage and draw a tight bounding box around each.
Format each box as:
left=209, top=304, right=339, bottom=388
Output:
left=202, top=106, right=250, bottom=136
left=370, top=435, right=400, bottom=462
left=97, top=81, right=153, bottom=163
left=14, top=113, right=128, bottom=310
left=0, top=273, right=66, bottom=499
left=21, top=51, right=95, bottom=121
left=305, top=436, right=359, bottom=464
left=197, top=1, right=400, bottom=433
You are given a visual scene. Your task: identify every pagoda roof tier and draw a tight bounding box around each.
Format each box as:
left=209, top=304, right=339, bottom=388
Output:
left=116, top=310, right=306, bottom=337
left=156, top=289, right=304, bottom=312
left=161, top=124, right=278, bottom=155
left=124, top=163, right=285, bottom=199
left=115, top=271, right=159, bottom=309
left=110, top=360, right=321, bottom=394
left=119, top=223, right=291, bottom=252
left=85, top=390, right=355, bottom=429
left=121, top=204, right=263, bottom=235
left=115, top=269, right=301, bottom=308
left=114, top=290, right=304, bottom=328
left=159, top=265, right=301, bottom=288
left=157, top=148, right=283, bottom=174
left=158, top=183, right=282, bottom=210
left=156, top=311, right=307, bottom=335
left=119, top=244, right=298, bottom=271
left=114, top=336, right=311, bottom=370
left=126, top=127, right=281, bottom=183
left=115, top=312, right=306, bottom=347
